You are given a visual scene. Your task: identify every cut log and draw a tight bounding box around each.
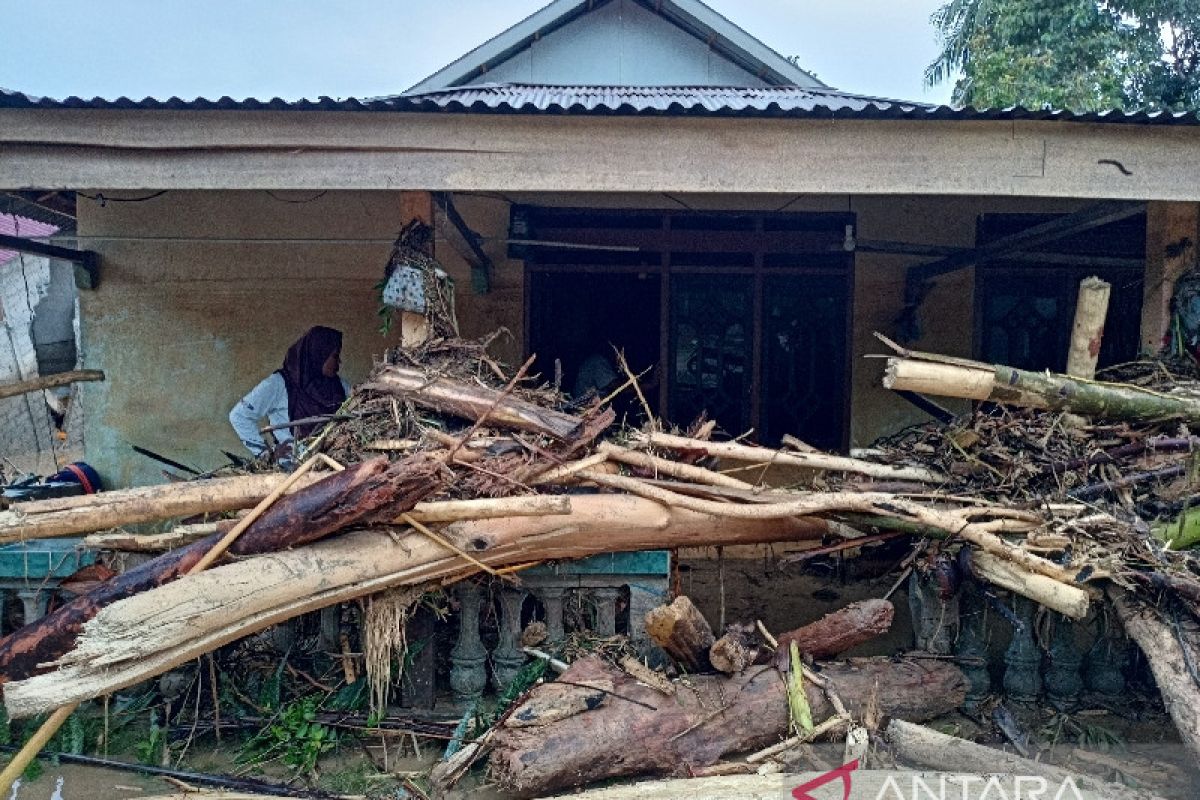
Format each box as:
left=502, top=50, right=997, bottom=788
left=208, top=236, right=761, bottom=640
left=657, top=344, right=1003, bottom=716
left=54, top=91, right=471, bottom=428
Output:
left=644, top=596, right=715, bottom=671
left=365, top=365, right=584, bottom=440
left=0, top=472, right=324, bottom=542
left=708, top=622, right=763, bottom=674
left=486, top=655, right=967, bottom=797
left=971, top=551, right=1091, bottom=619
left=774, top=599, right=895, bottom=661
left=887, top=718, right=1164, bottom=800
left=1109, top=587, right=1200, bottom=765
left=0, top=369, right=104, bottom=400
left=1066, top=276, right=1111, bottom=380
left=4, top=495, right=830, bottom=717
left=636, top=431, right=946, bottom=483
left=880, top=337, right=1200, bottom=426
left=0, top=457, right=443, bottom=684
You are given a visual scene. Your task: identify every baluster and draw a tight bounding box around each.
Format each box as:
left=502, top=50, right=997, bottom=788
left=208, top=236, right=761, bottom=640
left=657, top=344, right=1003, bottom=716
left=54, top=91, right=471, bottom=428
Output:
left=492, top=588, right=527, bottom=692
left=1045, top=613, right=1084, bottom=710
left=450, top=582, right=487, bottom=703
left=317, top=604, right=341, bottom=654
left=16, top=588, right=47, bottom=625
left=592, top=587, right=620, bottom=637
left=1085, top=613, right=1128, bottom=698
left=538, top=586, right=566, bottom=645
left=908, top=570, right=957, bottom=654
left=627, top=581, right=667, bottom=655
left=1003, top=596, right=1041, bottom=704
left=0, top=590, right=7, bottom=636
left=954, top=582, right=991, bottom=712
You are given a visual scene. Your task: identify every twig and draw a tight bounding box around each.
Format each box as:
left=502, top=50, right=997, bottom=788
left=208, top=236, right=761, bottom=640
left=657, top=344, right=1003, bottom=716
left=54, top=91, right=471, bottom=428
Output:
left=522, top=647, right=570, bottom=673
left=744, top=713, right=850, bottom=763
left=401, top=513, right=509, bottom=581
left=552, top=680, right=659, bottom=710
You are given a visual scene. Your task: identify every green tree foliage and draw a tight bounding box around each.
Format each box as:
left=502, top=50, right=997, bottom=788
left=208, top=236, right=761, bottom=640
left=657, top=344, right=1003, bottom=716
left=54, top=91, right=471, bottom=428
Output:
left=926, top=0, right=1200, bottom=111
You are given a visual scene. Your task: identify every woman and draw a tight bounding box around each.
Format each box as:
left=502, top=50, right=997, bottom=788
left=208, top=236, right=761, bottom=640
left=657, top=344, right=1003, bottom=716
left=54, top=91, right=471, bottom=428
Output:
left=229, top=326, right=349, bottom=462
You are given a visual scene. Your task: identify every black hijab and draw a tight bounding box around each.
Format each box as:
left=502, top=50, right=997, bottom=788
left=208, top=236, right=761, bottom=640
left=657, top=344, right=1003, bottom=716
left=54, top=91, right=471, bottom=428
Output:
left=277, top=326, right=347, bottom=438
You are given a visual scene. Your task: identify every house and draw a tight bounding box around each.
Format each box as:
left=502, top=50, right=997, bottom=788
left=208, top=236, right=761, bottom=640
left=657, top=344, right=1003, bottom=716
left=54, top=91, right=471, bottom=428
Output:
left=1, top=0, right=1199, bottom=487
left=0, top=211, right=83, bottom=475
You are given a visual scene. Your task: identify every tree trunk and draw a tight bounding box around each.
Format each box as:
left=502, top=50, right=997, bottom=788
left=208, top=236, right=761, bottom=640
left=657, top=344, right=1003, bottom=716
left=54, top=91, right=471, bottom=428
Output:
left=0, top=457, right=443, bottom=684
left=366, top=366, right=584, bottom=440
left=0, top=369, right=104, bottom=400
left=487, top=655, right=967, bottom=798
left=1108, top=587, right=1200, bottom=765
left=1066, top=276, right=1111, bottom=380
left=774, top=599, right=895, bottom=661
left=636, top=432, right=945, bottom=483
left=645, top=596, right=715, bottom=671
left=886, top=718, right=1164, bottom=800
left=0, top=473, right=324, bottom=542
left=4, top=495, right=829, bottom=717
left=881, top=342, right=1200, bottom=426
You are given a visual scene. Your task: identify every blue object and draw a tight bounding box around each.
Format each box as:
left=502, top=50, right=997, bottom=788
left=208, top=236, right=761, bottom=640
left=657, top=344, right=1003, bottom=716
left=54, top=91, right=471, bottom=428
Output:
left=524, top=551, right=669, bottom=577
left=0, top=538, right=95, bottom=580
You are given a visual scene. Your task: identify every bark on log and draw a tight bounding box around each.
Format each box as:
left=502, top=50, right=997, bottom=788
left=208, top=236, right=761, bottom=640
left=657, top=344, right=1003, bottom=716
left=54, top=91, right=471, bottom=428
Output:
left=0, top=457, right=443, bottom=684
left=636, top=432, right=946, bottom=483
left=4, top=495, right=829, bottom=717
left=644, top=596, right=715, bottom=671
left=487, top=655, right=967, bottom=797
left=366, top=366, right=584, bottom=440
left=1109, top=587, right=1200, bottom=765
left=0, top=369, right=104, bottom=400
left=881, top=341, right=1200, bottom=426
left=887, top=718, right=1164, bottom=800
left=708, top=622, right=763, bottom=674
left=0, top=473, right=324, bottom=542
left=1066, top=276, right=1111, bottom=380
left=774, top=599, right=895, bottom=661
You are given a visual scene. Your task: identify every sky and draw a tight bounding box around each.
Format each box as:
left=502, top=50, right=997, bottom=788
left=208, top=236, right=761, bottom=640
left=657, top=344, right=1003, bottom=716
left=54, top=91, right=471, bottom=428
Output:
left=0, top=0, right=956, bottom=105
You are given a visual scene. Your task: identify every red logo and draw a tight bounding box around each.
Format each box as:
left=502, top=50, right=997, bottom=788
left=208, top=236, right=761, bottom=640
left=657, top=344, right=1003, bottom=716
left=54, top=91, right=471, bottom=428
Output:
left=791, top=759, right=859, bottom=800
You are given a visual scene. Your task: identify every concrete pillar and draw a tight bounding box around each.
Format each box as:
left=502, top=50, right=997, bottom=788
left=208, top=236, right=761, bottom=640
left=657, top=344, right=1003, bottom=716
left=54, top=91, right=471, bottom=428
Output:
left=16, top=588, right=48, bottom=624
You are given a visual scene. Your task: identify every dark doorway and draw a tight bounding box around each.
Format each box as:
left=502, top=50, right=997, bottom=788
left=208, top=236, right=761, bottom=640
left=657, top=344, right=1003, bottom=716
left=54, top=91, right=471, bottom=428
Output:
left=528, top=270, right=662, bottom=422
left=975, top=213, right=1145, bottom=371
left=520, top=207, right=853, bottom=449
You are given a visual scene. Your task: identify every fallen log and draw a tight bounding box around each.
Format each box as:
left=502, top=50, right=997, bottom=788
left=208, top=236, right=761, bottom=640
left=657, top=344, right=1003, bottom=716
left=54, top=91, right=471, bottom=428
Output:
left=879, top=335, right=1200, bottom=426
left=774, top=598, right=895, bottom=661
left=486, top=655, right=967, bottom=797
left=636, top=431, right=946, bottom=483
left=645, top=596, right=715, bottom=671
left=0, top=369, right=104, bottom=400
left=0, top=457, right=443, bottom=684
left=5, top=495, right=830, bottom=717
left=1109, top=587, right=1200, bottom=765
left=81, top=495, right=573, bottom=552
left=366, top=365, right=584, bottom=440
left=971, top=551, right=1091, bottom=619
left=886, top=718, right=1164, bottom=800
left=0, top=472, right=324, bottom=542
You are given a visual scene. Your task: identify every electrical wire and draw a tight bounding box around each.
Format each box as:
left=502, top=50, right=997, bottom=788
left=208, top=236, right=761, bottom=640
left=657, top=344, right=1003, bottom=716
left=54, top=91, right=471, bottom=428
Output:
left=76, top=190, right=167, bottom=206
left=264, top=190, right=328, bottom=204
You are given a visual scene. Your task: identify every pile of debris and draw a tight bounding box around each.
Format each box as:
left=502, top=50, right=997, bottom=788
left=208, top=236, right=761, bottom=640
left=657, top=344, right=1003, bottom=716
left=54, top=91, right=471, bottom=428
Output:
left=0, top=330, right=1199, bottom=799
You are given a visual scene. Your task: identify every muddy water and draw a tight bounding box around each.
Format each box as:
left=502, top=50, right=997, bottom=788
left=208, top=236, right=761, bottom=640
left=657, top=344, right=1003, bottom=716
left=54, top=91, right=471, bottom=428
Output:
left=7, top=764, right=162, bottom=799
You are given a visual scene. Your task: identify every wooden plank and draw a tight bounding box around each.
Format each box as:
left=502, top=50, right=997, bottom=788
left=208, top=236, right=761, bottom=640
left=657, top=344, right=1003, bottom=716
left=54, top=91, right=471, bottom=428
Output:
left=1140, top=201, right=1200, bottom=353
left=4, top=112, right=1200, bottom=199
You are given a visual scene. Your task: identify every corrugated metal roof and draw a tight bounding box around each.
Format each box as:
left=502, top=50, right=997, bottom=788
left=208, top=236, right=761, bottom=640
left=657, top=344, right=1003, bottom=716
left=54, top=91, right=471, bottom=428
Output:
left=4, top=84, right=1199, bottom=126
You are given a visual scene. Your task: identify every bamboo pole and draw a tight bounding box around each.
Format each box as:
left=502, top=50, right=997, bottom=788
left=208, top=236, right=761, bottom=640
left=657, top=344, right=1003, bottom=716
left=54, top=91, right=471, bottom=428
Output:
left=1066, top=276, right=1112, bottom=380
left=879, top=335, right=1200, bottom=426
left=635, top=432, right=946, bottom=483
left=0, top=369, right=104, bottom=400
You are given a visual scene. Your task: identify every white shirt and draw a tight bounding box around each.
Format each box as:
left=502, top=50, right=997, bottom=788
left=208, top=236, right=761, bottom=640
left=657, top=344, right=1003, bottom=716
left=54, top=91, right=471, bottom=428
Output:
left=229, top=372, right=350, bottom=456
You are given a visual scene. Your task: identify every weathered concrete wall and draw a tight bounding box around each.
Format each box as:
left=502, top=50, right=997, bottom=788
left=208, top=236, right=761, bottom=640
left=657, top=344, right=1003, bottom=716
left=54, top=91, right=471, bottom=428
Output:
left=76, top=190, right=406, bottom=487
left=75, top=190, right=1097, bottom=488
left=0, top=249, right=56, bottom=471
